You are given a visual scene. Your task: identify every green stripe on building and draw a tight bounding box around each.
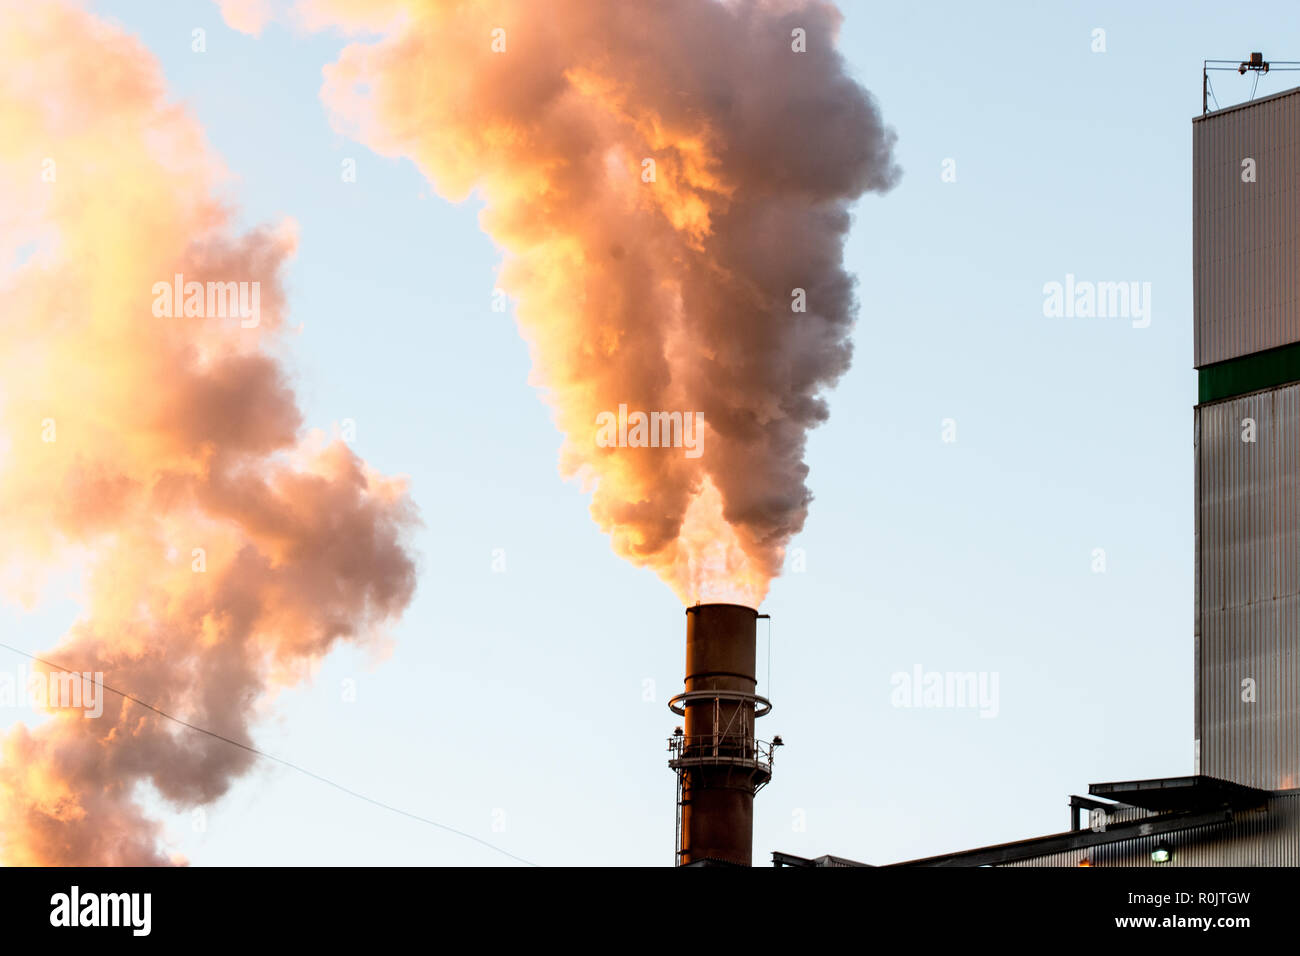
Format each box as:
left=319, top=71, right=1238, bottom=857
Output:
left=1199, top=341, right=1300, bottom=404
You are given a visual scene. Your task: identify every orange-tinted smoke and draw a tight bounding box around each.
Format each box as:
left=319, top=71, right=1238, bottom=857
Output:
left=309, top=0, right=899, bottom=606
left=215, top=0, right=274, bottom=35
left=0, top=1, right=417, bottom=864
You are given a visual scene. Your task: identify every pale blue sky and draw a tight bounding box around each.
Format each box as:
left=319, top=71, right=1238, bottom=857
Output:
left=4, top=0, right=1293, bottom=865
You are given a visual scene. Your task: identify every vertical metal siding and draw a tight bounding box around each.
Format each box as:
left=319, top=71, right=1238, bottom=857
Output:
left=1280, top=385, right=1300, bottom=789
left=1197, top=384, right=1300, bottom=788
left=1194, top=408, right=1201, bottom=767
left=1193, top=86, right=1300, bottom=366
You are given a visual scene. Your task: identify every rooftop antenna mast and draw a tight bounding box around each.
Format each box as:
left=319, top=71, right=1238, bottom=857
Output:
left=1203, top=53, right=1300, bottom=115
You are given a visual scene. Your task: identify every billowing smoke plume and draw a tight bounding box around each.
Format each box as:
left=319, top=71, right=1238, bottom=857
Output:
left=215, top=0, right=274, bottom=35
left=0, top=1, right=417, bottom=864
left=308, top=0, right=898, bottom=606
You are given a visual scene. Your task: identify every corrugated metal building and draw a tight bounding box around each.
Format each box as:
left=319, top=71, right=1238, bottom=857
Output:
left=1194, top=86, right=1300, bottom=792
left=777, top=80, right=1300, bottom=869
left=1006, top=793, right=1300, bottom=868
left=1196, top=385, right=1300, bottom=789
left=1193, top=86, right=1300, bottom=367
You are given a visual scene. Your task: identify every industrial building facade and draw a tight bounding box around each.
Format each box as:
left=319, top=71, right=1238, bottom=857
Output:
left=1193, top=85, right=1300, bottom=792
left=774, top=80, right=1300, bottom=869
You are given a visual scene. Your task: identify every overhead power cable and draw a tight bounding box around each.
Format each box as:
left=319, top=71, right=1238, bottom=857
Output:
left=0, top=640, right=539, bottom=867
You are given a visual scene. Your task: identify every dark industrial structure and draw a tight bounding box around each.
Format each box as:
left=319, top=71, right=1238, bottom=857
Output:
left=667, top=604, right=780, bottom=866
left=690, top=64, right=1300, bottom=869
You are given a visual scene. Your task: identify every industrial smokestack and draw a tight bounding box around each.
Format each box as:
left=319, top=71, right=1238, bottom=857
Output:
left=668, top=603, right=776, bottom=866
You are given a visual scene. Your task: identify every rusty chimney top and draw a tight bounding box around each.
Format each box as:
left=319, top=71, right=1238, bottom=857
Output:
left=667, top=603, right=778, bottom=866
